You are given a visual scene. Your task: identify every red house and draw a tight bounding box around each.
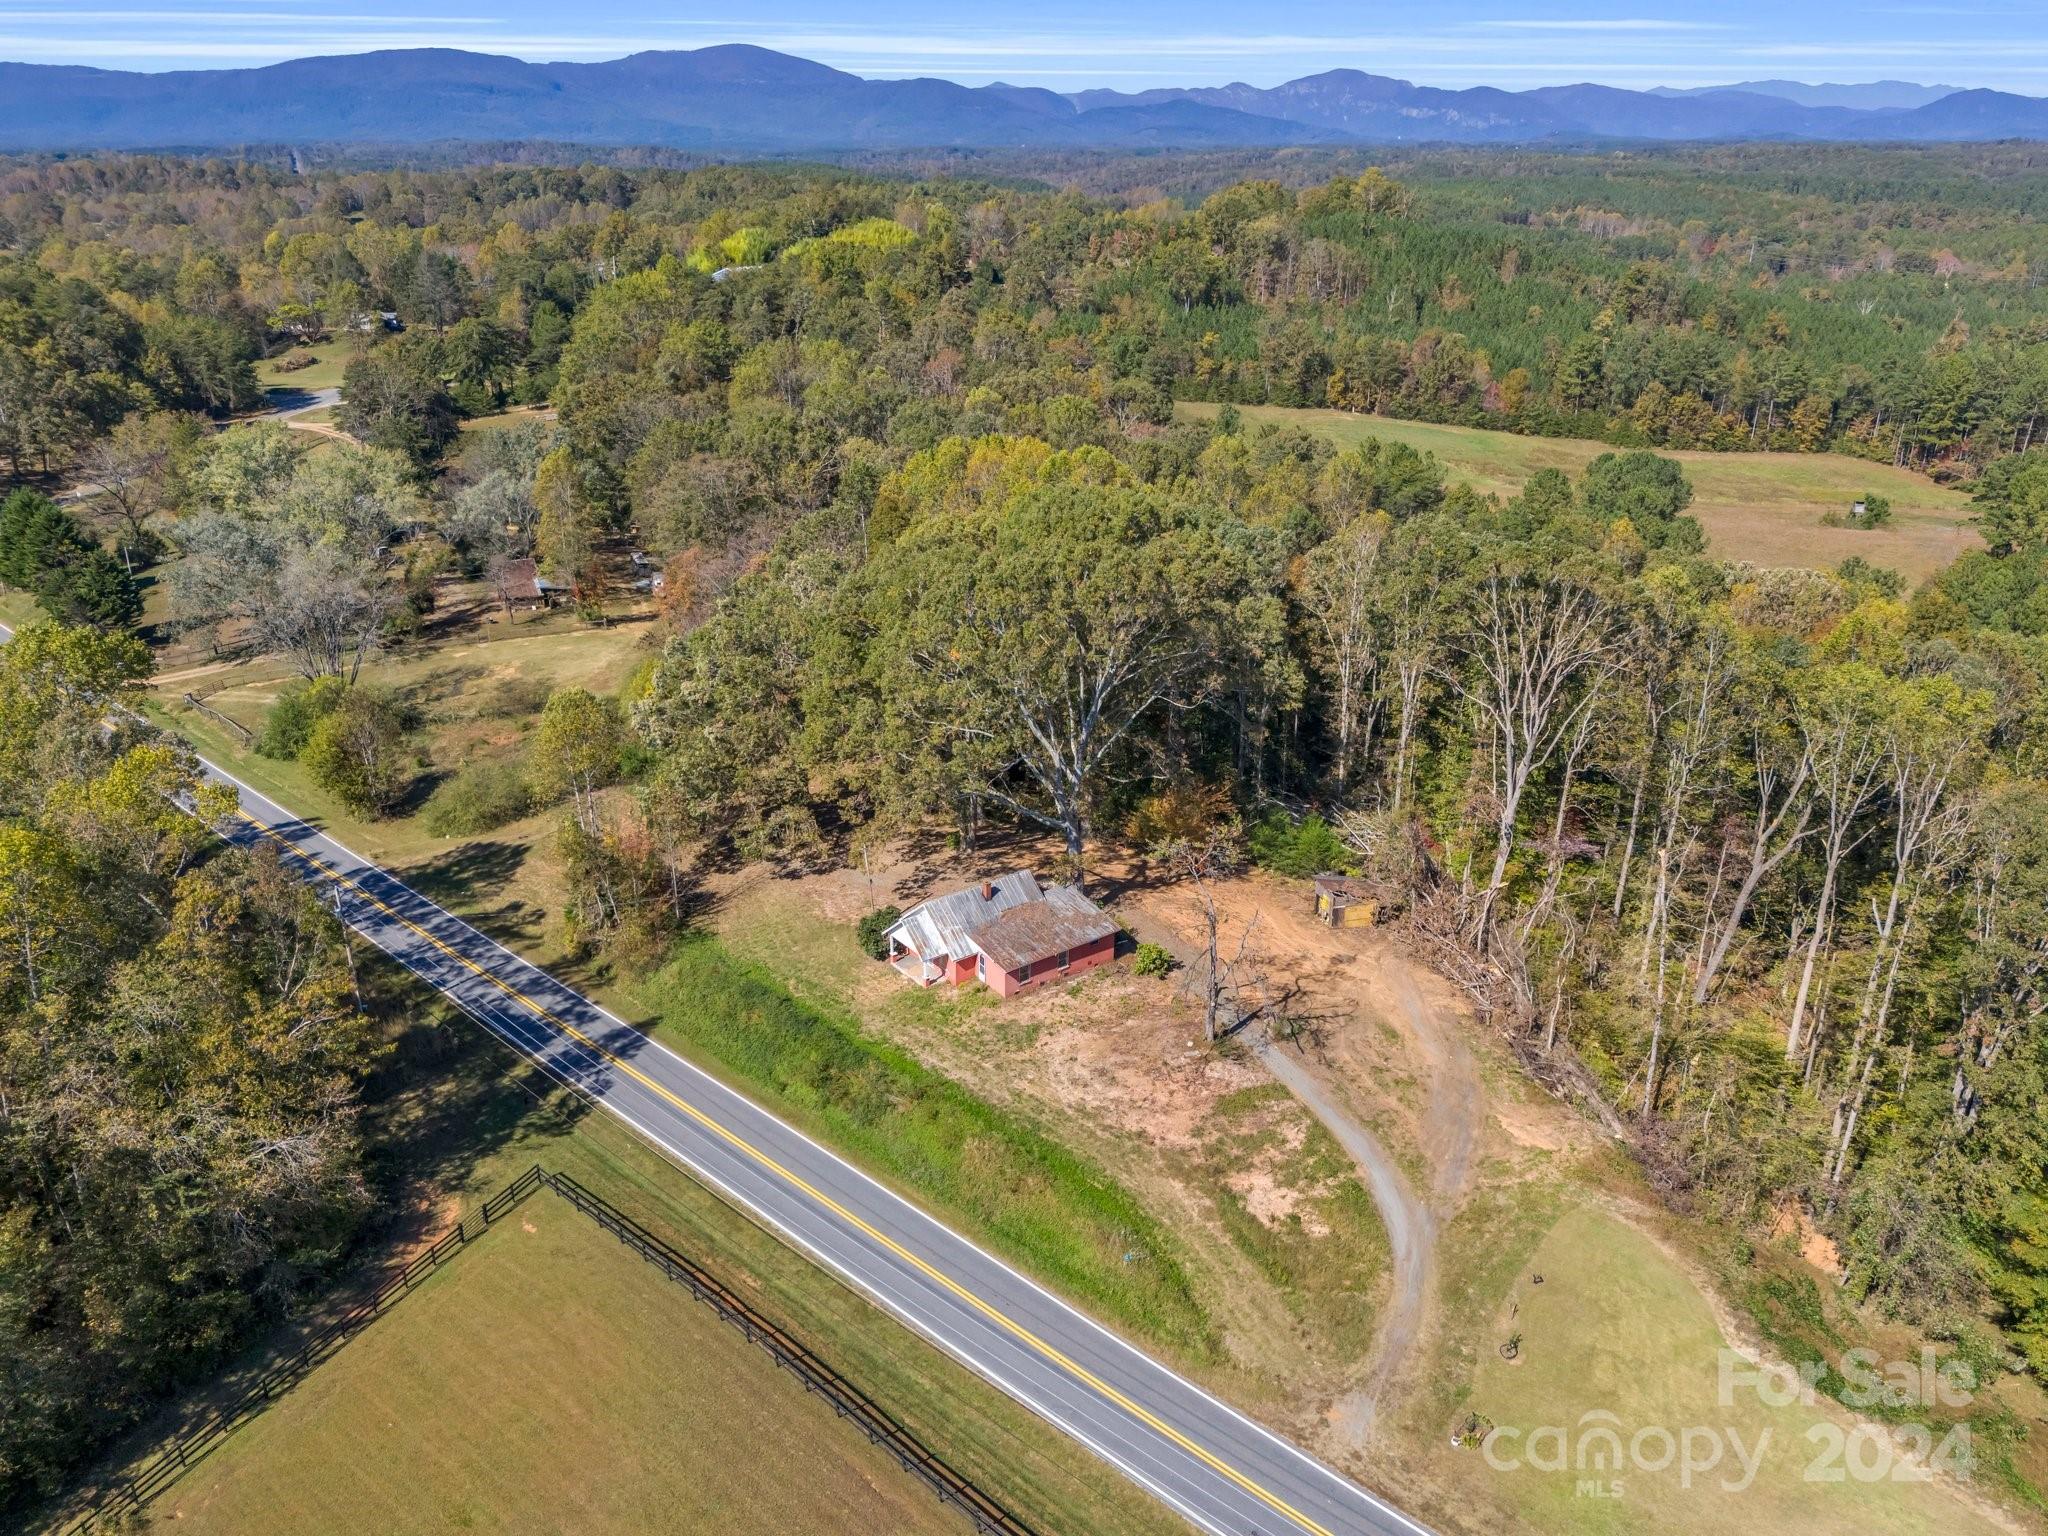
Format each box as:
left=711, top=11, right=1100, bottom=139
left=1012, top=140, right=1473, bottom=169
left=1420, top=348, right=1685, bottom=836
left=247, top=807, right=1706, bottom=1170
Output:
left=883, top=871, right=1120, bottom=999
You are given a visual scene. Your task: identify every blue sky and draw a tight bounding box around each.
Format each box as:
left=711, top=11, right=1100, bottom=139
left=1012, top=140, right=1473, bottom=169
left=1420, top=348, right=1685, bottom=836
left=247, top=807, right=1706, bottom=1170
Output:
left=4, top=1, right=2047, bottom=91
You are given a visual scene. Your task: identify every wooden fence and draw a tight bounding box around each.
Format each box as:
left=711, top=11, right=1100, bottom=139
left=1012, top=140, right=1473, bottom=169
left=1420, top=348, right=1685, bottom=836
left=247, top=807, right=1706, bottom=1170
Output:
left=179, top=691, right=254, bottom=746
left=535, top=1167, right=1038, bottom=1536
left=61, top=1175, right=534, bottom=1534
left=60, top=1165, right=1035, bottom=1536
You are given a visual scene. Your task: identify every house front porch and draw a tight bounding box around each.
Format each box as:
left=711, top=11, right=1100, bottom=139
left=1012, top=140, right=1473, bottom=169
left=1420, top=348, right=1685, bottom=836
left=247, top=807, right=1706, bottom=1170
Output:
left=889, top=948, right=944, bottom=986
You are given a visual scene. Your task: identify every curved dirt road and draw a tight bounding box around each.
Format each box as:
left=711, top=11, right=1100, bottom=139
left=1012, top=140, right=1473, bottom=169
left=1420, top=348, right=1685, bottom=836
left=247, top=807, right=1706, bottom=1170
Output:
left=1099, top=872, right=1485, bottom=1444
left=1261, top=943, right=1483, bottom=1441
left=1257, top=1036, right=1432, bottom=1435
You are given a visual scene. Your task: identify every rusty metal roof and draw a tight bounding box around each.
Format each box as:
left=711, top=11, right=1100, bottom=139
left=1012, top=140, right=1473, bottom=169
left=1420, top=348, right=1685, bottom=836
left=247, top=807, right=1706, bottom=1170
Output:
left=887, top=870, right=1042, bottom=962
left=499, top=557, right=543, bottom=596
left=967, top=885, right=1119, bottom=974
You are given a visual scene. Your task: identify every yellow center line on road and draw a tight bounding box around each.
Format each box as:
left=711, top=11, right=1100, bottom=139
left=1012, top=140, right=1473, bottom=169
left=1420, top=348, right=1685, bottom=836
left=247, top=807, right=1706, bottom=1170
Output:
left=233, top=810, right=1338, bottom=1536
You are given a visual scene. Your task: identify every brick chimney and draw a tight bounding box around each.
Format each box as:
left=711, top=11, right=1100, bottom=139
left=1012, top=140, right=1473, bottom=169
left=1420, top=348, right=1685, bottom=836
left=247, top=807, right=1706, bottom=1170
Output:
left=980, top=879, right=995, bottom=901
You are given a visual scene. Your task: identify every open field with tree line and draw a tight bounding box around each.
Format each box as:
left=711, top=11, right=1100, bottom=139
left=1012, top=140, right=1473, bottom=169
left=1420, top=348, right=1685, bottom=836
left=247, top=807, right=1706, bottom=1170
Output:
left=1180, top=402, right=1982, bottom=580
left=9, top=141, right=2048, bottom=1536
left=29, top=898, right=1189, bottom=1536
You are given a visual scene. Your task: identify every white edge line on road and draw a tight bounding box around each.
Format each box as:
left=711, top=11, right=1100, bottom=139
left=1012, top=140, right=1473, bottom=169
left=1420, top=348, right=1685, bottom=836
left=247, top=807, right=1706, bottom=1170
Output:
left=207, top=741, right=1427, bottom=1534
left=4, top=617, right=1422, bottom=1536
left=310, top=863, right=1233, bottom=1536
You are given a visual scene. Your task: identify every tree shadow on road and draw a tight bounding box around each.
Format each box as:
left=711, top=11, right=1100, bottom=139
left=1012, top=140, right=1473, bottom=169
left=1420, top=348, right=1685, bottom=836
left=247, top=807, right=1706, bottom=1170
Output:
left=399, top=839, right=545, bottom=945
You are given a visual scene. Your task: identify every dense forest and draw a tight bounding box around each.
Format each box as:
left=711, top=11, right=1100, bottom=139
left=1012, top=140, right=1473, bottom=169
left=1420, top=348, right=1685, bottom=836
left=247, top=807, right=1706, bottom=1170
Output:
left=0, top=626, right=379, bottom=1512
left=8, top=144, right=2048, bottom=1515
left=6, top=146, right=2048, bottom=481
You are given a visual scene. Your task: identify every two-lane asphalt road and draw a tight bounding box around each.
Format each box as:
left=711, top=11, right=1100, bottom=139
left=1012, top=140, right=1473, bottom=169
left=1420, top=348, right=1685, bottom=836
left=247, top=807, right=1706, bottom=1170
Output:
left=177, top=733, right=1434, bottom=1536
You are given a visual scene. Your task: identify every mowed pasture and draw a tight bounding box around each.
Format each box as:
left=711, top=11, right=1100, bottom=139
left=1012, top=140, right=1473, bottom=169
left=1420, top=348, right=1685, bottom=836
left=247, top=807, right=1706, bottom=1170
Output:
left=253, top=345, right=350, bottom=395
left=152, top=605, right=652, bottom=963
left=1179, top=403, right=1981, bottom=583
left=124, top=1201, right=972, bottom=1536
left=1406, top=1199, right=2009, bottom=1536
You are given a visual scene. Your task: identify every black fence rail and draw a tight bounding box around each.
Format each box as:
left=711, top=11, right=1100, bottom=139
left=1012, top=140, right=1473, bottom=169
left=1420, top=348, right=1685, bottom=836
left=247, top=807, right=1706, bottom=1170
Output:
left=61, top=1169, right=545, bottom=1534
left=57, top=1162, right=1036, bottom=1536
left=534, top=1167, right=1038, bottom=1536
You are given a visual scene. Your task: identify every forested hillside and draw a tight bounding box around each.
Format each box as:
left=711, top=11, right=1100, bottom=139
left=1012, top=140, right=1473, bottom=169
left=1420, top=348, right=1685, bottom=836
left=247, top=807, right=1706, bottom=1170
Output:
left=9, top=145, right=2048, bottom=1517
left=3, top=148, right=2047, bottom=482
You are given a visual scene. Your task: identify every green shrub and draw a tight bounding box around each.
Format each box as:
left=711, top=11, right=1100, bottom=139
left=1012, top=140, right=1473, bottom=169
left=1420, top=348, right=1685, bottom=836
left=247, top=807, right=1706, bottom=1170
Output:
left=257, top=674, right=347, bottom=759
left=1247, top=810, right=1355, bottom=878
left=855, top=905, right=900, bottom=960
left=421, top=758, right=532, bottom=836
left=1131, top=942, right=1173, bottom=978
left=302, top=686, right=411, bottom=816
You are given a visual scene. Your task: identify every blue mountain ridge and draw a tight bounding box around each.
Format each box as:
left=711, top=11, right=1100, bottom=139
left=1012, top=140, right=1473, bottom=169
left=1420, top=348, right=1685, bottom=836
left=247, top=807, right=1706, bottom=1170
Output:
left=0, top=46, right=2037, bottom=151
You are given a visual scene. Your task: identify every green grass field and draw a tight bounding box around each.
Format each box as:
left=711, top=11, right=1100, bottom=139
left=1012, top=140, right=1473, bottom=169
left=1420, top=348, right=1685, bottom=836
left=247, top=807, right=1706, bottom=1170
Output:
left=88, top=559, right=2019, bottom=1536
left=127, top=622, right=1229, bottom=1534
left=635, top=936, right=1216, bottom=1355
left=707, top=875, right=1392, bottom=1392
left=254, top=347, right=349, bottom=394
left=1408, top=1199, right=2006, bottom=1536
left=1180, top=403, right=1981, bottom=583
left=157, top=614, right=1232, bottom=1366
left=461, top=406, right=556, bottom=434
left=137, top=1199, right=974, bottom=1536
left=154, top=614, right=653, bottom=966
left=49, top=980, right=1190, bottom=1536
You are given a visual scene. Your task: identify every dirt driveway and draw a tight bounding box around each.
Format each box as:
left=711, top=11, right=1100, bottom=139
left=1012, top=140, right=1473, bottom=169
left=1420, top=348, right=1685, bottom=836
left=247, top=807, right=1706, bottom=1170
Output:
left=1116, top=869, right=1486, bottom=1439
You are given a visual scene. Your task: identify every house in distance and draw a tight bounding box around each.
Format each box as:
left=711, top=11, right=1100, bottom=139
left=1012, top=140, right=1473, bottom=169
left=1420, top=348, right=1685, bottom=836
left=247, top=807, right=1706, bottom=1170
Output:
left=491, top=556, right=566, bottom=615
left=882, top=871, right=1120, bottom=998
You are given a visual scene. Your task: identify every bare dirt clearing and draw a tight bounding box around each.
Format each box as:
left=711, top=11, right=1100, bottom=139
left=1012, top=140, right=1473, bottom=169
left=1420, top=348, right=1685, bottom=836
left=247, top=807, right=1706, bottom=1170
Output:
left=703, top=839, right=1498, bottom=1460
left=703, top=844, right=1398, bottom=1453
left=1112, top=866, right=1489, bottom=1439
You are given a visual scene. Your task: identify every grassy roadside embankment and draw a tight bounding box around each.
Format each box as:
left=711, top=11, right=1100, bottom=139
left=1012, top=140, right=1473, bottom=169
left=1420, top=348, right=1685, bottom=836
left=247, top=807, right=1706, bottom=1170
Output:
left=636, top=935, right=1215, bottom=1353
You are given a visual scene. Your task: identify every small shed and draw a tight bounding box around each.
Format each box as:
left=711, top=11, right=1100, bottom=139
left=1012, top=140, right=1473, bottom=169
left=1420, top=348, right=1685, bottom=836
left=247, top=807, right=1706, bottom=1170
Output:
left=494, top=557, right=564, bottom=613
left=1312, top=873, right=1382, bottom=929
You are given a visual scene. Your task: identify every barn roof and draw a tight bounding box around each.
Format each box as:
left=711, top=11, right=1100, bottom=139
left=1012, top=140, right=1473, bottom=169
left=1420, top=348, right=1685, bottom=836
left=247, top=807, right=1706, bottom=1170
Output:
left=499, top=557, right=543, bottom=596
left=967, top=885, right=1119, bottom=974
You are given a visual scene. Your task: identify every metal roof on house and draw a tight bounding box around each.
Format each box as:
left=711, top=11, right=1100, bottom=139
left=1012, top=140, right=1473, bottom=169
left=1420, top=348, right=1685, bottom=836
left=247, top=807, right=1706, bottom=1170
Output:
left=966, top=885, right=1119, bottom=974
left=887, top=870, right=1043, bottom=962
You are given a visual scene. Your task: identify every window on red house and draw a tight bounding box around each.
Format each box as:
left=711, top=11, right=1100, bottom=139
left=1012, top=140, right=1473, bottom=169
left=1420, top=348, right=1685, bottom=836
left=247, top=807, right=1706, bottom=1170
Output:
left=1057, top=949, right=1070, bottom=970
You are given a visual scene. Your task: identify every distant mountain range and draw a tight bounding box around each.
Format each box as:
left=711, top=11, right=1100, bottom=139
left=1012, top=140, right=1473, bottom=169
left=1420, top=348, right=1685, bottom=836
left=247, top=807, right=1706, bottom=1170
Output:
left=1648, top=79, right=1961, bottom=111
left=0, top=46, right=2040, bottom=153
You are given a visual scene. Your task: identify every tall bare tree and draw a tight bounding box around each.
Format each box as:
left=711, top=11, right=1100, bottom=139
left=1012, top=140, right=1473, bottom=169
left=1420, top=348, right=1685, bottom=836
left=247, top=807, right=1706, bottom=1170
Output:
left=1785, top=663, right=1891, bottom=1064
left=1448, top=571, right=1621, bottom=946
left=1157, top=826, right=1252, bottom=1043
left=1301, top=509, right=1388, bottom=793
